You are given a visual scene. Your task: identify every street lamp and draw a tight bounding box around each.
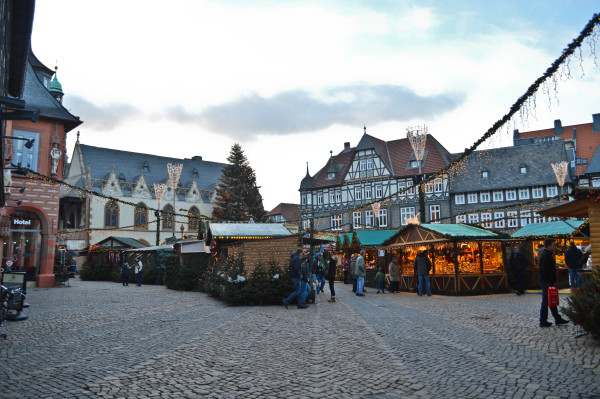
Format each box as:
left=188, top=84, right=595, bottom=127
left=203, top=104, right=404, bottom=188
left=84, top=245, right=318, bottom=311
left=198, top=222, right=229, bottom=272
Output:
left=153, top=183, right=167, bottom=246
left=2, top=136, right=35, bottom=149
left=166, top=163, right=183, bottom=239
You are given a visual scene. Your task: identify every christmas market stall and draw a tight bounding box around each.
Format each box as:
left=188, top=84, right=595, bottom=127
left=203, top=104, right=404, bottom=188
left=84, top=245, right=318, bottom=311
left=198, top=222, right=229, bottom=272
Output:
left=510, top=219, right=589, bottom=288
left=382, top=224, right=511, bottom=294
left=206, top=223, right=295, bottom=273
left=340, top=230, right=398, bottom=270
left=87, top=236, right=149, bottom=269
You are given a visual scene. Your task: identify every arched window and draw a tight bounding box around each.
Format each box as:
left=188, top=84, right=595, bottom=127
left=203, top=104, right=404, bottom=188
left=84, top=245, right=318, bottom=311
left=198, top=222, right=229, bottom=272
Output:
left=162, top=204, right=174, bottom=230
left=105, top=201, right=119, bottom=228
left=134, top=203, right=148, bottom=230
left=188, top=207, right=200, bottom=232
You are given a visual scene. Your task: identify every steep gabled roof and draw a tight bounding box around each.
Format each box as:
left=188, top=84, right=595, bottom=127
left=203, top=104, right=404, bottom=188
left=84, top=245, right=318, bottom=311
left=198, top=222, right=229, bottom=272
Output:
left=266, top=203, right=301, bottom=220
left=77, top=144, right=226, bottom=194
left=306, top=147, right=356, bottom=189
left=448, top=140, right=571, bottom=192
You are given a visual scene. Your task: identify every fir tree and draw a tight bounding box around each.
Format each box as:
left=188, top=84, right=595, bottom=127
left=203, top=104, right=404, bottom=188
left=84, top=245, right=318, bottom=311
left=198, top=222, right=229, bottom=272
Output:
left=212, top=143, right=265, bottom=221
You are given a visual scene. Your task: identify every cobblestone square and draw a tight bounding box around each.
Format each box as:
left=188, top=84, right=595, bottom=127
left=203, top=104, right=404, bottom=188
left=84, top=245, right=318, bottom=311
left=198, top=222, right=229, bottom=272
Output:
left=1, top=279, right=598, bottom=399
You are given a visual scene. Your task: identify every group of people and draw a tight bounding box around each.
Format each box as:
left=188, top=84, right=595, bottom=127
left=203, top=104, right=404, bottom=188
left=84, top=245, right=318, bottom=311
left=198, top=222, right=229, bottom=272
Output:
left=121, top=257, right=143, bottom=287
left=283, top=248, right=337, bottom=309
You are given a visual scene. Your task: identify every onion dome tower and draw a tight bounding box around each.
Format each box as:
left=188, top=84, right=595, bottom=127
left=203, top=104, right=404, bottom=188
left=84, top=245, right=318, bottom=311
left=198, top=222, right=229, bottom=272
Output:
left=49, top=66, right=64, bottom=103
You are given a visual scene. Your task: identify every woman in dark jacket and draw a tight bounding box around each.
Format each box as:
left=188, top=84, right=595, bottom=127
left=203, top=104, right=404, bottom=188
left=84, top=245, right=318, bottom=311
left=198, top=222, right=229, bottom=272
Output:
left=327, top=254, right=337, bottom=303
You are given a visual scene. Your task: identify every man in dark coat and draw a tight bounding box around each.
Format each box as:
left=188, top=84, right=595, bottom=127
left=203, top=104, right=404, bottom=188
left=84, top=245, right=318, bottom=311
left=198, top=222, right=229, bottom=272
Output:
left=511, top=246, right=527, bottom=295
left=413, top=251, right=432, bottom=297
left=283, top=249, right=308, bottom=309
left=565, top=241, right=583, bottom=288
left=538, top=238, right=569, bottom=327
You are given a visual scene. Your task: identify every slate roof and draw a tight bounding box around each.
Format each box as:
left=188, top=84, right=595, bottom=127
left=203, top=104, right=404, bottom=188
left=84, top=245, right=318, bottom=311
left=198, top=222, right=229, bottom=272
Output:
left=208, top=223, right=291, bottom=238
left=20, top=54, right=82, bottom=133
left=511, top=220, right=587, bottom=238
left=93, top=236, right=149, bottom=248
left=584, top=146, right=600, bottom=175
left=448, top=140, right=571, bottom=192
left=78, top=144, right=226, bottom=197
left=302, top=132, right=452, bottom=190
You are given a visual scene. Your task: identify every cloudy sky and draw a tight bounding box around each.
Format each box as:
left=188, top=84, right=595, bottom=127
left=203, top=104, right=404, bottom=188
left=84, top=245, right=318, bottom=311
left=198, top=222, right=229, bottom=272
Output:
left=31, top=1, right=600, bottom=211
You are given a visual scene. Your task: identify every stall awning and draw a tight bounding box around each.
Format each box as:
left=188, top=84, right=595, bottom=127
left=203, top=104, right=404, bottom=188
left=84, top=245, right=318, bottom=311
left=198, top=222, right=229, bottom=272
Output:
left=382, top=223, right=506, bottom=247
left=208, top=223, right=291, bottom=240
left=343, top=230, right=398, bottom=247
left=511, top=220, right=588, bottom=238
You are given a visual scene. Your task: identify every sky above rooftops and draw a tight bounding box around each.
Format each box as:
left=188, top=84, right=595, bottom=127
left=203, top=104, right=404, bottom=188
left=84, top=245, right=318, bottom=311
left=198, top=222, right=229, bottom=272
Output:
left=31, top=0, right=600, bottom=211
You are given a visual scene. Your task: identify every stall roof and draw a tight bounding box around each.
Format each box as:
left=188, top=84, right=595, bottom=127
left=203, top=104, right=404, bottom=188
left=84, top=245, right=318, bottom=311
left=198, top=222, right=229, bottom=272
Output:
left=539, top=199, right=591, bottom=219
left=125, top=244, right=175, bottom=253
left=382, top=223, right=505, bottom=247
left=93, top=236, right=149, bottom=249
left=343, top=230, right=398, bottom=247
left=209, top=223, right=291, bottom=239
left=511, top=220, right=587, bottom=238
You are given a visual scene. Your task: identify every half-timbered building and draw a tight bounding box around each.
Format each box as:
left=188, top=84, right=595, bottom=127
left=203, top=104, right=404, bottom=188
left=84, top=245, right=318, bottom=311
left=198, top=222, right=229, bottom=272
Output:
left=299, top=128, right=452, bottom=232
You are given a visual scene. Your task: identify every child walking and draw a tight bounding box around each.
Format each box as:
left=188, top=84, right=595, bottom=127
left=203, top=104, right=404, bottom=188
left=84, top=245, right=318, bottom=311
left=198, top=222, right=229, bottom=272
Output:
left=375, top=267, right=386, bottom=294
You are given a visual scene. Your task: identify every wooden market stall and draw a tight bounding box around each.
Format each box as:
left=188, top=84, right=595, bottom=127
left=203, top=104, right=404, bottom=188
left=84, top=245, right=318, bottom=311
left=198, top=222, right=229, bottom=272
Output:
left=340, top=230, right=398, bottom=269
left=87, top=236, right=149, bottom=270
left=510, top=220, right=589, bottom=287
left=382, top=224, right=511, bottom=294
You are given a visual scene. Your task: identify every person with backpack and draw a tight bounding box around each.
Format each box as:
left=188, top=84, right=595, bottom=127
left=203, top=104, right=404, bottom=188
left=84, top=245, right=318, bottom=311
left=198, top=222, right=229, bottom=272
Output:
left=121, top=261, right=131, bottom=286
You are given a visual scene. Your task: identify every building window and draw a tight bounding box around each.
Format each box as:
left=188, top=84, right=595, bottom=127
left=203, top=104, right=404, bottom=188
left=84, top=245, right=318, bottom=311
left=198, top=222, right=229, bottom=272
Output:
left=468, top=193, right=478, bottom=204
left=134, top=203, right=148, bottom=230
left=360, top=160, right=367, bottom=171
left=425, top=182, right=434, bottom=194
left=455, top=194, right=465, bottom=205
left=480, top=192, right=491, bottom=202
left=400, top=207, right=415, bottom=226
left=519, top=188, right=530, bottom=200
left=302, top=219, right=310, bottom=230
left=546, top=186, right=558, bottom=197
left=533, top=212, right=543, bottom=224
left=493, top=191, right=503, bottom=202
left=327, top=172, right=336, bottom=180
left=398, top=181, right=406, bottom=197
left=355, top=187, right=362, bottom=201
left=468, top=214, right=479, bottom=224
left=456, top=214, right=466, bottom=223
left=188, top=207, right=201, bottom=232
left=162, top=204, right=174, bottom=229
left=482, top=170, right=489, bottom=178
left=406, top=181, right=414, bottom=196
left=506, top=190, right=516, bottom=201
left=520, top=164, right=527, bottom=174
left=507, top=211, right=518, bottom=228
left=375, top=185, right=383, bottom=198
left=494, top=212, right=505, bottom=228
left=143, top=161, right=150, bottom=173
left=301, top=194, right=307, bottom=205
left=481, top=213, right=492, bottom=228
left=434, top=178, right=443, bottom=193
left=331, top=214, right=342, bottom=231
left=365, top=186, right=372, bottom=200
left=520, top=210, right=531, bottom=226
left=329, top=192, right=335, bottom=203
left=365, top=210, right=374, bottom=227
left=336, top=191, right=342, bottom=203
left=532, top=187, right=543, bottom=199
left=378, top=209, right=388, bottom=227
left=353, top=211, right=362, bottom=229
left=429, top=205, right=441, bottom=222
left=12, top=131, right=40, bottom=172
left=367, top=159, right=374, bottom=170
left=317, top=192, right=323, bottom=205
left=105, top=201, right=119, bottom=228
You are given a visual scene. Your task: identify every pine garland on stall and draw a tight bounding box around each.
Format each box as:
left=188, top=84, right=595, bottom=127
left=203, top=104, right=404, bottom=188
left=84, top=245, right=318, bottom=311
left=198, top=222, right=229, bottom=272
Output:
left=561, top=265, right=600, bottom=342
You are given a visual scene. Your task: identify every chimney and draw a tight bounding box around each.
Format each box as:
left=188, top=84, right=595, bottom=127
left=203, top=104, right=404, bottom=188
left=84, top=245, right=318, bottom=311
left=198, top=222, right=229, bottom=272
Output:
left=343, top=142, right=350, bottom=152
left=593, top=113, right=600, bottom=133
left=554, top=119, right=563, bottom=136
left=513, top=129, right=520, bottom=146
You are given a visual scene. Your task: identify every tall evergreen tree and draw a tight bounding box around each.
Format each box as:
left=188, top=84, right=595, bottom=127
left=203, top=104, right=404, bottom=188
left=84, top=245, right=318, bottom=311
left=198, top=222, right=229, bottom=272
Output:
left=212, top=143, right=265, bottom=221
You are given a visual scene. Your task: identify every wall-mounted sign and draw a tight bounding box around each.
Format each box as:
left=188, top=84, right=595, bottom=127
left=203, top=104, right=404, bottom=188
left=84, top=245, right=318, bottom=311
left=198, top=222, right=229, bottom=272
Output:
left=13, top=219, right=31, bottom=226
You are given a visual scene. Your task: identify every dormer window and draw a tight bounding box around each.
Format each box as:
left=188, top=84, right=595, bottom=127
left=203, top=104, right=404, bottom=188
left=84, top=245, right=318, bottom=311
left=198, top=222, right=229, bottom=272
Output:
left=481, top=169, right=489, bottom=178
left=118, top=173, right=126, bottom=183
left=142, top=161, right=150, bottom=173
left=192, top=168, right=199, bottom=179
left=327, top=172, right=336, bottom=180
left=520, top=164, right=527, bottom=174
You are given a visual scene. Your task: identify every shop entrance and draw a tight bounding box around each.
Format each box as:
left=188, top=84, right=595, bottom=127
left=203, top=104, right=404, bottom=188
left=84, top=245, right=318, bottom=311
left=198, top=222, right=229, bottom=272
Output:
left=4, top=211, right=43, bottom=281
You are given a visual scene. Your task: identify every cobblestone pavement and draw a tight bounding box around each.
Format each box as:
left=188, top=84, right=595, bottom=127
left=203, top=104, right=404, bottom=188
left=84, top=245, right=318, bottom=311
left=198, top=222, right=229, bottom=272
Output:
left=1, top=279, right=599, bottom=399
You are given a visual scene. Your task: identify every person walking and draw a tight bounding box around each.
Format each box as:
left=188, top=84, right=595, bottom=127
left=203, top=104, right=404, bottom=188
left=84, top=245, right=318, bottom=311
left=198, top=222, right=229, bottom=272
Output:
left=538, top=238, right=569, bottom=327
left=414, top=251, right=432, bottom=297
left=511, top=246, right=527, bottom=295
left=388, top=257, right=400, bottom=293
left=355, top=250, right=366, bottom=296
left=327, top=253, right=337, bottom=302
left=565, top=241, right=583, bottom=289
left=343, top=257, right=350, bottom=284
left=121, top=261, right=131, bottom=286
left=350, top=254, right=358, bottom=293
left=283, top=249, right=306, bottom=309
left=134, top=258, right=143, bottom=287
left=375, top=267, right=385, bottom=293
